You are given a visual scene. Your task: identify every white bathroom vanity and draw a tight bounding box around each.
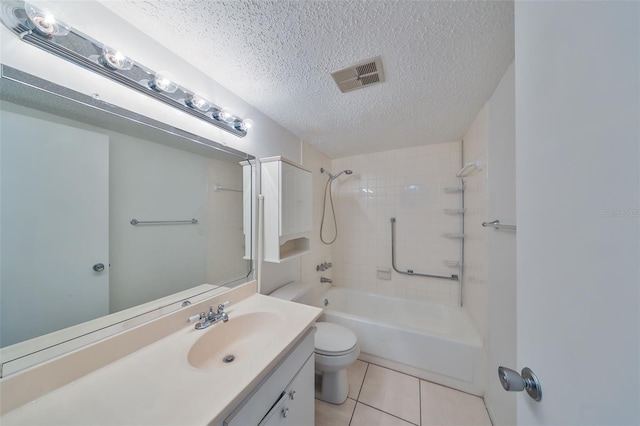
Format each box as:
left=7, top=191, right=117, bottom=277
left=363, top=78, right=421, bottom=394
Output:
left=0, top=282, right=322, bottom=425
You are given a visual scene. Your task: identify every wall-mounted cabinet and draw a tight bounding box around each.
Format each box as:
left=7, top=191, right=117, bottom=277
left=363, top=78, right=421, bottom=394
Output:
left=261, top=156, right=312, bottom=263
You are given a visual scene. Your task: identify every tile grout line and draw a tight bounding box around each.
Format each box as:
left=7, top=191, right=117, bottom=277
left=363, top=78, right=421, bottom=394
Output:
left=352, top=362, right=419, bottom=426
left=354, top=401, right=420, bottom=426
left=356, top=362, right=369, bottom=401
left=364, top=359, right=483, bottom=399
left=418, top=378, right=422, bottom=426
left=349, top=362, right=369, bottom=425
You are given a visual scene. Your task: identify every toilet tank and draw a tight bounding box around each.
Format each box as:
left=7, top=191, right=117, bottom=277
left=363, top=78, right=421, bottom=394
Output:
left=269, top=281, right=315, bottom=304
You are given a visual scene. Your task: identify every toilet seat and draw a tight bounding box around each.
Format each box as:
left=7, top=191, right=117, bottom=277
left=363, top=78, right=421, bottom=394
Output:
left=314, top=322, right=358, bottom=356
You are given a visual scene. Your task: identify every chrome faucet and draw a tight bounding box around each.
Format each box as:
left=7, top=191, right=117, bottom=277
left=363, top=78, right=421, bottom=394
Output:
left=320, top=276, right=332, bottom=283
left=195, top=301, right=229, bottom=330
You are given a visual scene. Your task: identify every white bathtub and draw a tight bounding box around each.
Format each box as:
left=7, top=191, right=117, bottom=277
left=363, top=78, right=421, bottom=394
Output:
left=311, top=286, right=485, bottom=396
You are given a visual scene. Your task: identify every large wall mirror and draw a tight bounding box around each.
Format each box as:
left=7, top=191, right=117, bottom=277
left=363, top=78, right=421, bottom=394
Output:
left=0, top=65, right=255, bottom=375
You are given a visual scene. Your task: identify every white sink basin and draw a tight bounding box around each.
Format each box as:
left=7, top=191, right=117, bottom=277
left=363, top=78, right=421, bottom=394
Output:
left=188, top=312, right=285, bottom=369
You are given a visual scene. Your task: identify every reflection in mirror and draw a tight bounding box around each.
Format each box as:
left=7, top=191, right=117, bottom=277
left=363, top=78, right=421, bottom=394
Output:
left=0, top=66, right=254, bottom=371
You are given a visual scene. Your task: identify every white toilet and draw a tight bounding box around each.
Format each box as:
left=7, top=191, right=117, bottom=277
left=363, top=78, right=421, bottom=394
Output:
left=270, top=282, right=360, bottom=404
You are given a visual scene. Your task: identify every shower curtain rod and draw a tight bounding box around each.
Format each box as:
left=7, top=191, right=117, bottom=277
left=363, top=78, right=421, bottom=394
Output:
left=390, top=218, right=458, bottom=281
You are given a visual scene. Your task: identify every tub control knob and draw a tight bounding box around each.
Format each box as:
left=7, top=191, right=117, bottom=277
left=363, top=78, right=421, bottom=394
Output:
left=282, top=408, right=289, bottom=418
left=289, top=390, right=296, bottom=400
left=498, top=366, right=542, bottom=402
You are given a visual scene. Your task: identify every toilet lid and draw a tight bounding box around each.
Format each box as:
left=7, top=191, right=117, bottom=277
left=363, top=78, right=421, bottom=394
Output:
left=315, top=322, right=357, bottom=355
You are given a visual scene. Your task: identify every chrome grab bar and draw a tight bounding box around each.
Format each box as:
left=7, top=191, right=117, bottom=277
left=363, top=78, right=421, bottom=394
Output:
left=482, top=220, right=516, bottom=231
left=390, top=218, right=458, bottom=281
left=130, top=218, right=198, bottom=225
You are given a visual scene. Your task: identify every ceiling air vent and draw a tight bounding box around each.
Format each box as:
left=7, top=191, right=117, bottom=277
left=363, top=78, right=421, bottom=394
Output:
left=331, top=56, right=385, bottom=93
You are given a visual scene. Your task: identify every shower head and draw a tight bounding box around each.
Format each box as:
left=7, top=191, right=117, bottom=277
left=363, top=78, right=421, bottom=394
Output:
left=332, top=169, right=353, bottom=180
left=321, top=168, right=353, bottom=180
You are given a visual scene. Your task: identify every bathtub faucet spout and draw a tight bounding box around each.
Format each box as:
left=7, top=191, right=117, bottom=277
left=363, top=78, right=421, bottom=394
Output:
left=320, top=276, right=332, bottom=283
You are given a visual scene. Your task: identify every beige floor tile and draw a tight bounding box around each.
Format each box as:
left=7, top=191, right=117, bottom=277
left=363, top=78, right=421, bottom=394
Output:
left=358, top=364, right=421, bottom=425
left=315, top=397, right=356, bottom=426
left=351, top=403, right=416, bottom=426
left=347, top=360, right=368, bottom=400
left=421, top=380, right=492, bottom=426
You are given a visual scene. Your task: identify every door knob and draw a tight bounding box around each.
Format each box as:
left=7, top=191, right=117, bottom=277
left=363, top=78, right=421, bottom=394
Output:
left=498, top=366, right=542, bottom=402
left=92, top=263, right=105, bottom=272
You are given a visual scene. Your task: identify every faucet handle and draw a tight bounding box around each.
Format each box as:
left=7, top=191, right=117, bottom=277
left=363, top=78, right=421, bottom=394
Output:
left=218, top=301, right=230, bottom=313
left=187, top=313, right=201, bottom=323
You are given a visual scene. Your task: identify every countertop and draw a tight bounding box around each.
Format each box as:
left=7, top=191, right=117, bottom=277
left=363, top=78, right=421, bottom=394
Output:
left=0, top=294, right=322, bottom=425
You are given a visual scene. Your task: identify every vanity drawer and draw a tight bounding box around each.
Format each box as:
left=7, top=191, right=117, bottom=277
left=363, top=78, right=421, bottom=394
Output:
left=259, top=355, right=314, bottom=426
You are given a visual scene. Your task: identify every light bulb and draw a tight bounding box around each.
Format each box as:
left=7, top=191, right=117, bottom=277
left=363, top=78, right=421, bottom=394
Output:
left=25, top=2, right=70, bottom=37
left=185, top=94, right=211, bottom=112
left=213, top=108, right=234, bottom=123
left=234, top=118, right=253, bottom=132
left=220, top=109, right=234, bottom=123
left=149, top=71, right=178, bottom=93
left=101, top=46, right=133, bottom=71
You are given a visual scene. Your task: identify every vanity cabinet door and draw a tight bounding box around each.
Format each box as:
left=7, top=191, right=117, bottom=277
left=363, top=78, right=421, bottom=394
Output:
left=260, top=355, right=314, bottom=426
left=280, top=162, right=312, bottom=238
left=223, top=330, right=315, bottom=426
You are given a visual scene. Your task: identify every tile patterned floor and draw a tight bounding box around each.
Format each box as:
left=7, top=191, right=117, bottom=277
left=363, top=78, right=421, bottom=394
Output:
left=315, top=360, right=492, bottom=426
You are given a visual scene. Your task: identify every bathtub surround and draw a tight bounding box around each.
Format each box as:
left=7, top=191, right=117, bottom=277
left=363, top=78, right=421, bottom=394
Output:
left=461, top=107, right=488, bottom=339
left=300, top=142, right=334, bottom=286
left=332, top=142, right=463, bottom=306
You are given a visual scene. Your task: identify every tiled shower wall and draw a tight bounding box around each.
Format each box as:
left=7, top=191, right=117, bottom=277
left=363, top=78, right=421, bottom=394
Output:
left=331, top=141, right=463, bottom=306
left=300, top=142, right=334, bottom=286
left=461, top=106, right=488, bottom=338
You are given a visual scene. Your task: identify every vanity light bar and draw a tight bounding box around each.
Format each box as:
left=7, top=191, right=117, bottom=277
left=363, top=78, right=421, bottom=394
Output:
left=0, top=1, right=250, bottom=137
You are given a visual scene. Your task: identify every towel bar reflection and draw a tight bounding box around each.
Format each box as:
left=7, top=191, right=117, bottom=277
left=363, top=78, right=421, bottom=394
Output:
left=130, top=219, right=198, bottom=225
left=213, top=184, right=242, bottom=193
left=482, top=220, right=516, bottom=231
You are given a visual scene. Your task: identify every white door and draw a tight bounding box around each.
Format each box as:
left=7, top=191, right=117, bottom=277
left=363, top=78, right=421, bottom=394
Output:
left=514, top=2, right=639, bottom=424
left=1, top=109, right=110, bottom=347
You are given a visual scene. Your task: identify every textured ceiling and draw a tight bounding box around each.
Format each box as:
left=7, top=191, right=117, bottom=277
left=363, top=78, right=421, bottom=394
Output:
left=101, top=0, right=514, bottom=159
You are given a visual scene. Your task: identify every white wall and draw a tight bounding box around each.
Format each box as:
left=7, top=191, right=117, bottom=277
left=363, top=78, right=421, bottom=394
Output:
left=516, top=1, right=639, bottom=423
left=484, top=62, right=516, bottom=425
left=332, top=142, right=462, bottom=306
left=461, top=107, right=488, bottom=337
